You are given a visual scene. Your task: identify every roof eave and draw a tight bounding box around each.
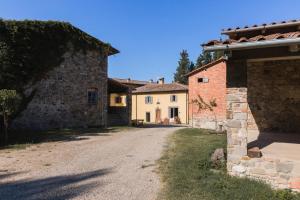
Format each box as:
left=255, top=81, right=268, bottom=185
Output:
left=203, top=38, right=300, bottom=52
left=186, top=57, right=227, bottom=77
left=132, top=90, right=188, bottom=94
left=108, top=47, right=120, bottom=56
left=222, top=21, right=300, bottom=35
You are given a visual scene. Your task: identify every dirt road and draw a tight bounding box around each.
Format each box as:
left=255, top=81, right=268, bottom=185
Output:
left=0, top=126, right=180, bottom=200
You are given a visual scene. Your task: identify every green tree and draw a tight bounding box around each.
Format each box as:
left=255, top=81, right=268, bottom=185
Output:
left=174, top=50, right=190, bottom=84
left=0, top=89, right=20, bottom=144
left=212, top=50, right=224, bottom=61
left=188, top=61, right=195, bottom=73
left=195, top=51, right=212, bottom=68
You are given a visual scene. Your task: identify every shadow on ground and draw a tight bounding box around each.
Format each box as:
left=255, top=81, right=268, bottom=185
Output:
left=0, top=168, right=111, bottom=200
left=248, top=132, right=300, bottom=149
left=0, top=127, right=126, bottom=149
left=135, top=124, right=188, bottom=129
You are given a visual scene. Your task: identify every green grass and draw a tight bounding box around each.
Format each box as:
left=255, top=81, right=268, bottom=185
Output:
left=158, top=128, right=300, bottom=200
left=1, top=126, right=135, bottom=150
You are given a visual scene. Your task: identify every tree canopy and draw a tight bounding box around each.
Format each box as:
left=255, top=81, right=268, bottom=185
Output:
left=174, top=50, right=190, bottom=85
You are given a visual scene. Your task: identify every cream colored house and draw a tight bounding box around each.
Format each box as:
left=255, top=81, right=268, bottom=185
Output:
left=132, top=79, right=188, bottom=124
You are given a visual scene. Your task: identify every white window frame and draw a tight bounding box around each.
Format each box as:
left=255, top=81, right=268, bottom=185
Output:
left=145, top=96, right=153, bottom=104
left=170, top=95, right=177, bottom=102
left=198, top=77, right=209, bottom=83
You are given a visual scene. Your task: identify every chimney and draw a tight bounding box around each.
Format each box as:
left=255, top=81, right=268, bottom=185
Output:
left=158, top=77, right=164, bottom=84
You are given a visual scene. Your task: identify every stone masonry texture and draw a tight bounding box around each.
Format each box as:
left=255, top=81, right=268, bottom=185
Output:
left=189, top=57, right=300, bottom=190
left=227, top=59, right=300, bottom=191
left=12, top=48, right=108, bottom=130
left=247, top=60, right=300, bottom=133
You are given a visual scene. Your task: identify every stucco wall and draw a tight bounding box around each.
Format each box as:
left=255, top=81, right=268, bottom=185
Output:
left=188, top=61, right=227, bottom=130
left=132, top=92, right=188, bottom=124
left=12, top=49, right=108, bottom=130
left=109, top=93, right=127, bottom=107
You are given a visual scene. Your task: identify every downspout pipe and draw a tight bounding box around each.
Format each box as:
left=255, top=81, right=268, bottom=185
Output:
left=203, top=38, right=300, bottom=52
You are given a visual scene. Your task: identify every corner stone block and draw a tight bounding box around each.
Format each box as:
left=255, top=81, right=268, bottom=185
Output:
left=227, top=120, right=242, bottom=128
left=276, top=161, right=294, bottom=174
left=227, top=94, right=240, bottom=102
left=232, top=165, right=246, bottom=174
left=233, top=112, right=247, bottom=120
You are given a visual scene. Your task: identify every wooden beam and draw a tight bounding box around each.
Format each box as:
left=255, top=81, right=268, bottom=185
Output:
left=247, top=55, right=300, bottom=63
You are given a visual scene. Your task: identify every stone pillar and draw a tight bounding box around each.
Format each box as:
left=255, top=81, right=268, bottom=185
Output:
left=226, top=88, right=248, bottom=174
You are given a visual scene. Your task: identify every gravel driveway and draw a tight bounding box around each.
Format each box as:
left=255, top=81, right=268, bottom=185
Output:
left=0, top=126, right=181, bottom=200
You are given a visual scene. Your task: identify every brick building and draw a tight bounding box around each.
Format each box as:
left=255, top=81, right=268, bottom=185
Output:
left=189, top=19, right=300, bottom=190
left=187, top=58, right=227, bottom=130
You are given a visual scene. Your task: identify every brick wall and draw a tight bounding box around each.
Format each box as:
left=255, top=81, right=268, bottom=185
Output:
left=188, top=60, right=227, bottom=130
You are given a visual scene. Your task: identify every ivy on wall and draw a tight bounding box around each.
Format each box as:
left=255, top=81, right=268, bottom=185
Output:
left=0, top=19, right=116, bottom=119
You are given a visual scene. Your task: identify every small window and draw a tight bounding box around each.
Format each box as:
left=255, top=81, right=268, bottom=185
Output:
left=145, top=96, right=153, bottom=104
left=57, top=73, right=63, bottom=81
left=87, top=88, right=98, bottom=105
left=198, top=77, right=209, bottom=83
left=115, top=96, right=122, bottom=104
left=170, top=95, right=177, bottom=102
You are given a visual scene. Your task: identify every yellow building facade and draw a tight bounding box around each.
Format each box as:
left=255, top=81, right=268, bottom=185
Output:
left=132, top=82, right=188, bottom=124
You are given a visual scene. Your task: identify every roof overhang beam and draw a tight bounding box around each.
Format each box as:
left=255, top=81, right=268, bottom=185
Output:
left=203, top=38, right=300, bottom=52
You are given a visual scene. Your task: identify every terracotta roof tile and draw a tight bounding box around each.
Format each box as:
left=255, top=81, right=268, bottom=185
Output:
left=112, top=78, right=153, bottom=85
left=203, top=31, right=300, bottom=47
left=132, top=83, right=188, bottom=94
left=222, top=19, right=300, bottom=33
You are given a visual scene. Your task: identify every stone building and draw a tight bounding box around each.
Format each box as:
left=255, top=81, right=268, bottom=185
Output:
left=11, top=21, right=119, bottom=130
left=189, top=19, right=300, bottom=190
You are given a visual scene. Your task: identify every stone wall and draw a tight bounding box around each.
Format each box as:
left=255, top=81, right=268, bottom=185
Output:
left=12, top=49, right=108, bottom=130
left=231, top=156, right=299, bottom=191
left=227, top=59, right=300, bottom=191
left=248, top=60, right=300, bottom=134
left=226, top=88, right=248, bottom=172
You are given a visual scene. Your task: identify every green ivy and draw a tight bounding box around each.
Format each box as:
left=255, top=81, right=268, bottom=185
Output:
left=0, top=19, right=116, bottom=119
left=0, top=19, right=115, bottom=89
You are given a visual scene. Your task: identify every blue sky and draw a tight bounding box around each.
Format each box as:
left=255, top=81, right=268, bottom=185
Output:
left=1, top=0, right=300, bottom=83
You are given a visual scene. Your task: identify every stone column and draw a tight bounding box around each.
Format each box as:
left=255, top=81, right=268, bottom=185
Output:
left=226, top=88, right=248, bottom=174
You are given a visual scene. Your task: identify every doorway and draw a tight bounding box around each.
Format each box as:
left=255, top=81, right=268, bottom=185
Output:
left=155, top=108, right=162, bottom=123
left=169, top=107, right=178, bottom=119
left=146, top=112, right=151, bottom=122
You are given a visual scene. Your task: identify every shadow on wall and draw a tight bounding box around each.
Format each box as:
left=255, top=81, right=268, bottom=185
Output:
left=247, top=60, right=300, bottom=134
left=227, top=59, right=300, bottom=150
left=0, top=168, right=111, bottom=200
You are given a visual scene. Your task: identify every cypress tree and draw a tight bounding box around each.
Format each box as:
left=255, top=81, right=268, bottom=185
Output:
left=174, top=50, right=190, bottom=85
left=188, top=61, right=195, bottom=72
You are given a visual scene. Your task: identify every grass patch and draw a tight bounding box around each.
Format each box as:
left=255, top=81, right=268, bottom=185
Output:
left=158, top=128, right=300, bottom=200
left=1, top=126, right=135, bottom=150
